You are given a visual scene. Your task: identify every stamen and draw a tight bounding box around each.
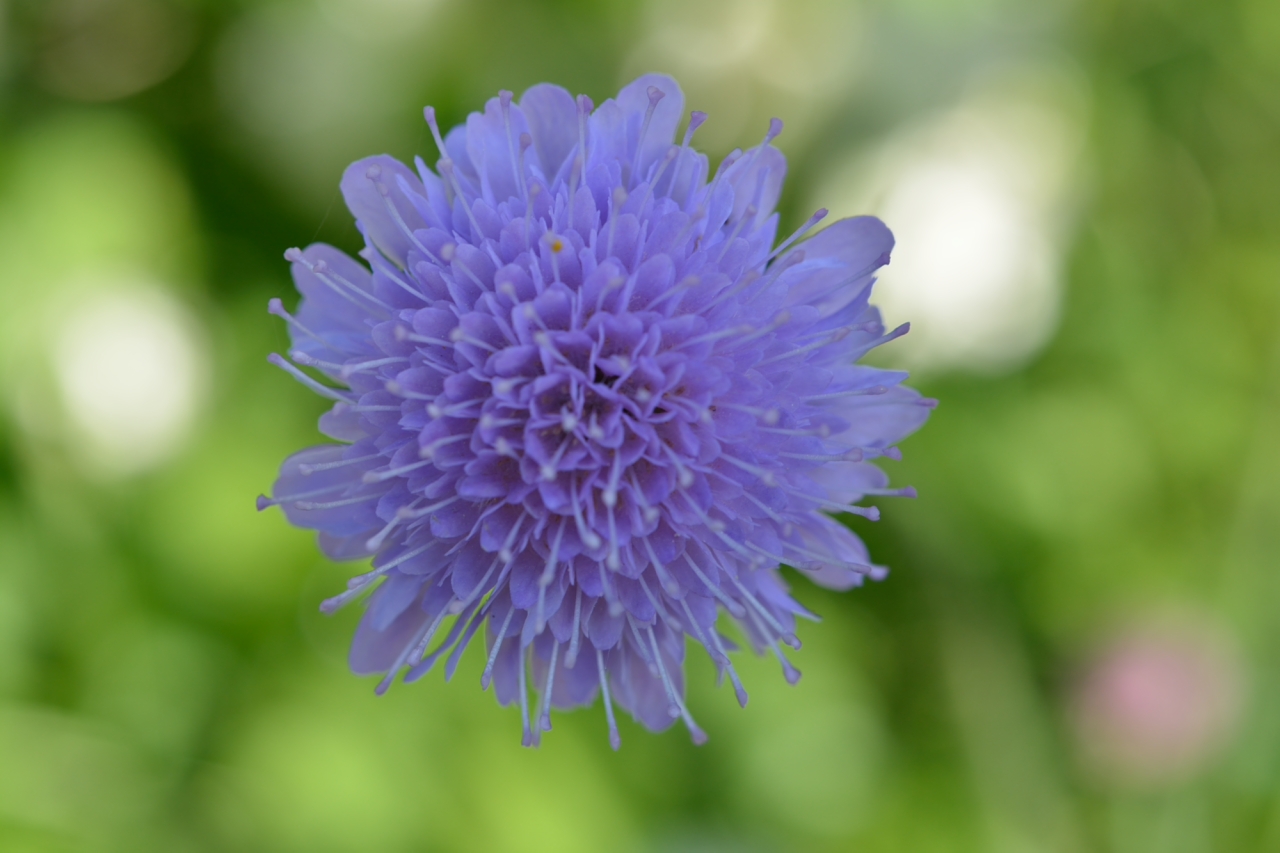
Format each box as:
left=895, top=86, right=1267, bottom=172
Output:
left=722, top=570, right=800, bottom=647
left=450, top=253, right=492, bottom=292
left=544, top=231, right=564, bottom=284
left=596, top=648, right=621, bottom=750
left=537, top=518, right=567, bottom=627
left=393, top=326, right=453, bottom=348
left=407, top=596, right=484, bottom=683
left=777, top=449, right=863, bottom=462
left=564, top=588, right=584, bottom=669
left=753, top=327, right=852, bottom=367
left=718, top=453, right=777, bottom=486
left=419, top=432, right=471, bottom=459
left=679, top=552, right=747, bottom=618
left=732, top=117, right=783, bottom=187
left=741, top=595, right=803, bottom=686
left=498, top=90, right=528, bottom=201
left=481, top=607, right=516, bottom=689
left=668, top=111, right=708, bottom=204
left=287, top=248, right=393, bottom=313
left=763, top=538, right=873, bottom=577
left=680, top=597, right=748, bottom=707
left=593, top=275, right=626, bottom=315
left=496, top=510, right=528, bottom=566
left=802, top=385, right=890, bottom=403
left=715, top=204, right=756, bottom=262
left=456, top=553, right=508, bottom=609
left=346, top=541, right=434, bottom=585
left=256, top=480, right=349, bottom=511
left=294, top=492, right=379, bottom=511
left=605, top=186, right=627, bottom=259
left=267, top=298, right=325, bottom=345
left=364, top=514, right=404, bottom=551
left=395, top=495, right=461, bottom=521
left=568, top=94, right=592, bottom=211
left=448, top=326, right=498, bottom=352
left=537, top=640, right=560, bottom=733
left=267, top=354, right=354, bottom=403
left=774, top=483, right=880, bottom=520
left=718, top=402, right=781, bottom=424
left=374, top=250, right=428, bottom=300
left=645, top=624, right=708, bottom=744
left=380, top=177, right=449, bottom=270
left=604, top=502, right=621, bottom=571
left=363, top=458, right=434, bottom=483
left=599, top=560, right=621, bottom=617
left=659, top=443, right=696, bottom=488
left=298, top=453, right=381, bottom=475
left=759, top=424, right=830, bottom=438
left=673, top=323, right=753, bottom=350
left=569, top=478, right=603, bottom=551
left=518, top=646, right=534, bottom=747
left=641, top=535, right=681, bottom=597
left=445, top=600, right=491, bottom=680
left=339, top=403, right=401, bottom=413
left=643, top=273, right=700, bottom=313
left=766, top=207, right=827, bottom=263
left=739, top=490, right=787, bottom=525
left=375, top=617, right=437, bottom=696
left=630, top=85, right=665, bottom=188
left=637, top=574, right=677, bottom=625
left=626, top=473, right=662, bottom=525
left=319, top=542, right=436, bottom=613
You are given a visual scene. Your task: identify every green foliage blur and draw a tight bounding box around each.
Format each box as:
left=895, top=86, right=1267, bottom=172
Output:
left=0, top=0, right=1277, bottom=851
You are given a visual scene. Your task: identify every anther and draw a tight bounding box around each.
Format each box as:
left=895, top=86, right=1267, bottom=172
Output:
left=684, top=111, right=708, bottom=142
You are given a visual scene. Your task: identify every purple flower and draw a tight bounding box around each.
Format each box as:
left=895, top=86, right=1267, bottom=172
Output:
left=260, top=75, right=932, bottom=747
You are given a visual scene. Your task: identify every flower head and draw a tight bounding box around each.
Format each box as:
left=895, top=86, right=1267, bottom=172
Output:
left=260, top=75, right=932, bottom=747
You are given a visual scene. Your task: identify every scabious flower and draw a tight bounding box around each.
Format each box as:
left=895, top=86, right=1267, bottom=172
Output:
left=260, top=74, right=932, bottom=747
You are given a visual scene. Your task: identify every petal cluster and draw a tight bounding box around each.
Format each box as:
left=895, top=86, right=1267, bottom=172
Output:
left=261, top=75, right=932, bottom=747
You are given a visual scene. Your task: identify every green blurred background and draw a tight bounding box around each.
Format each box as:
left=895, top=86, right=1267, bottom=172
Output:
left=0, top=0, right=1277, bottom=850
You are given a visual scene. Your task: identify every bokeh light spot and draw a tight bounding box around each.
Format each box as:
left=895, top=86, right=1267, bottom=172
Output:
left=52, top=279, right=207, bottom=476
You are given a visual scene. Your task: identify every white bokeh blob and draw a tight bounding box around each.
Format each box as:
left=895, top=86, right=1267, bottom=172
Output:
left=53, top=280, right=207, bottom=475
left=815, top=68, right=1086, bottom=372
